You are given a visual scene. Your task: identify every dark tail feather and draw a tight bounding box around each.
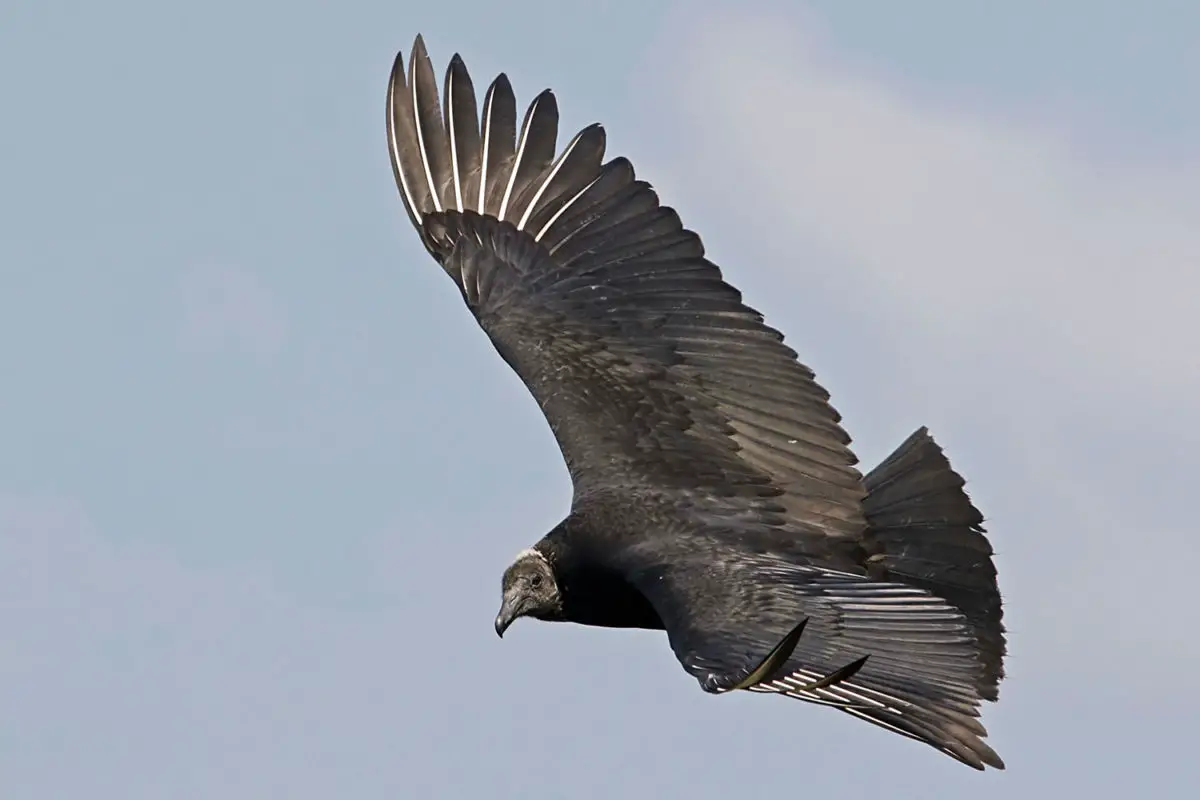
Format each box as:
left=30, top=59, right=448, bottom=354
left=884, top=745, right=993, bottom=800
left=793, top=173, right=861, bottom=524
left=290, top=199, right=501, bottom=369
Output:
left=386, top=35, right=615, bottom=267
left=862, top=427, right=1007, bottom=701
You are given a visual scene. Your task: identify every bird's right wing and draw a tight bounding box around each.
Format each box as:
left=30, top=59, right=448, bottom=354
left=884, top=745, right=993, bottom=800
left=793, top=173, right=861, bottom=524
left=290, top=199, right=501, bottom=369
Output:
left=388, top=36, right=868, bottom=541
left=621, top=544, right=1006, bottom=770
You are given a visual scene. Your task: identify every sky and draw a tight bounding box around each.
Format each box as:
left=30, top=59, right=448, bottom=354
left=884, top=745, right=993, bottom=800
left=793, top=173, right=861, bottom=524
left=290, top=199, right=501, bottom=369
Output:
left=2, top=1, right=1198, bottom=797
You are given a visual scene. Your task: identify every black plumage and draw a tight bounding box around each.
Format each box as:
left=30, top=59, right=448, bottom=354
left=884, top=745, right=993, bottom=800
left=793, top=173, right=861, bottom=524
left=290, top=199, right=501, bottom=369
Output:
left=386, top=35, right=1007, bottom=771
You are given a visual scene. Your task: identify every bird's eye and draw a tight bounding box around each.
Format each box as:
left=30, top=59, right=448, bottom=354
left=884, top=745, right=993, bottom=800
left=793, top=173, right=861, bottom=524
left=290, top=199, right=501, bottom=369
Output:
left=530, top=575, right=543, bottom=589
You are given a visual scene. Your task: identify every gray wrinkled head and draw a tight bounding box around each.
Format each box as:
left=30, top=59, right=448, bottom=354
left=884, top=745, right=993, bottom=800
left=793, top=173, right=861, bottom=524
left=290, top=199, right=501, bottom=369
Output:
left=494, top=548, right=562, bottom=637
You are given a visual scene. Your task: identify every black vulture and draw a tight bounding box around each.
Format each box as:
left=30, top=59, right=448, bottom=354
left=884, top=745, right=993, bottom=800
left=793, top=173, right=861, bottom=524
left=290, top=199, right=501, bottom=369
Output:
left=385, top=35, right=1007, bottom=771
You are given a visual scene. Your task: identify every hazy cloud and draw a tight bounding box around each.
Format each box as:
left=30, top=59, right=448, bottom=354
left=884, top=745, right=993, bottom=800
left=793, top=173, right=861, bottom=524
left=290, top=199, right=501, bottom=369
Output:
left=649, top=9, right=1200, bottom=683
left=662, top=10, right=1199, bottom=404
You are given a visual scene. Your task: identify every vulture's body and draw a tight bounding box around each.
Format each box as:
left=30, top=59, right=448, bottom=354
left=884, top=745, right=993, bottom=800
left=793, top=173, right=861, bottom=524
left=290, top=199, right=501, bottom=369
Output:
left=386, top=36, right=1007, bottom=770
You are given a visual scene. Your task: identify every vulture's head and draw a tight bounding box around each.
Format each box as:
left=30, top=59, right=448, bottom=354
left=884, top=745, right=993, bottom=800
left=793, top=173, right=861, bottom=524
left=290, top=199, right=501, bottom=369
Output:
left=495, top=548, right=562, bottom=637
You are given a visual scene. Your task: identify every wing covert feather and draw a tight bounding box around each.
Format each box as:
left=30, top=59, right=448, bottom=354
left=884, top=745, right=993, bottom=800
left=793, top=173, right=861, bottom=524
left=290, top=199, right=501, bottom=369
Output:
left=425, top=210, right=864, bottom=539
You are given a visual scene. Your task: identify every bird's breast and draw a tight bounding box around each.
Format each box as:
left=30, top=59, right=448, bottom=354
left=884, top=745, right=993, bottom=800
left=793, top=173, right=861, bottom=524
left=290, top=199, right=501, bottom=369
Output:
left=558, top=564, right=665, bottom=631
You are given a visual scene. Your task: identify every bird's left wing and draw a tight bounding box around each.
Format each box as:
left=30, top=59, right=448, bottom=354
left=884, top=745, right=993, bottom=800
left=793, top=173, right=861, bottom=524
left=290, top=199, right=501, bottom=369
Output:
left=620, top=542, right=1006, bottom=770
left=387, top=36, right=867, bottom=536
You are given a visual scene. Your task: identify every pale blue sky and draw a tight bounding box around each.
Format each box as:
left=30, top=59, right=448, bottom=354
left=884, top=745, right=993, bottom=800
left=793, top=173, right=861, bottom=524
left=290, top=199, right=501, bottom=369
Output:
left=3, top=1, right=1198, bottom=798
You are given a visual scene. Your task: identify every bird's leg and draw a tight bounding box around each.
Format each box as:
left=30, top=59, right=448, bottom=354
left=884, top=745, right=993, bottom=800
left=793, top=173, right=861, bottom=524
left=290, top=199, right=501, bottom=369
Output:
left=729, top=617, right=871, bottom=693
left=785, top=655, right=870, bottom=692
left=727, top=618, right=811, bottom=690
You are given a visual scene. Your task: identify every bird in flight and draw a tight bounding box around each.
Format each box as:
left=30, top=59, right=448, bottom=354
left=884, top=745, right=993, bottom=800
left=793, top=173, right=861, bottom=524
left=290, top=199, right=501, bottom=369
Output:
left=385, top=34, right=1007, bottom=771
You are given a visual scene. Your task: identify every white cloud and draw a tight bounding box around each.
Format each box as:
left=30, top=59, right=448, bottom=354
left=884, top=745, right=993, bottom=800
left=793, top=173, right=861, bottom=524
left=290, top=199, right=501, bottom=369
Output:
left=659, top=12, right=1200, bottom=405
left=645, top=9, right=1200, bottom=683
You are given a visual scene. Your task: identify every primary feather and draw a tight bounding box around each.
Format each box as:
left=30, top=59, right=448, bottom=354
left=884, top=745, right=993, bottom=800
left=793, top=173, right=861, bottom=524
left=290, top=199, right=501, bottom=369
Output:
left=386, top=34, right=1007, bottom=771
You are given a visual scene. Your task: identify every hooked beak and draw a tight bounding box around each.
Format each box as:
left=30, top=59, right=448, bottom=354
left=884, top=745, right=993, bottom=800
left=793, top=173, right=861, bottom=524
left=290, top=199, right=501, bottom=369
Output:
left=494, top=593, right=520, bottom=638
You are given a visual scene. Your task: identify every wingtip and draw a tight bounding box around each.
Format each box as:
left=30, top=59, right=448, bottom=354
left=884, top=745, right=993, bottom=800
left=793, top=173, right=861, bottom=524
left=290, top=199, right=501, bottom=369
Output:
left=951, top=732, right=1006, bottom=771
left=396, top=34, right=429, bottom=83
left=389, top=33, right=431, bottom=91
left=387, top=43, right=409, bottom=99
left=490, top=72, right=514, bottom=95
left=408, top=33, right=433, bottom=82
left=411, top=32, right=428, bottom=58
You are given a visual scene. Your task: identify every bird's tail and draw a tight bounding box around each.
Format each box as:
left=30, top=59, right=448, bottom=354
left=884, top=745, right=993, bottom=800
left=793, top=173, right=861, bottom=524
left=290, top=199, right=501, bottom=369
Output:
left=386, top=35, right=615, bottom=263
left=861, top=427, right=1006, bottom=700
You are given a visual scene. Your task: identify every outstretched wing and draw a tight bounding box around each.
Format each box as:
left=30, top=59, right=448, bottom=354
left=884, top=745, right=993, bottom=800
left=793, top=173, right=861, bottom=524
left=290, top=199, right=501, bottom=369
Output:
left=386, top=36, right=867, bottom=541
left=620, top=539, right=1006, bottom=770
